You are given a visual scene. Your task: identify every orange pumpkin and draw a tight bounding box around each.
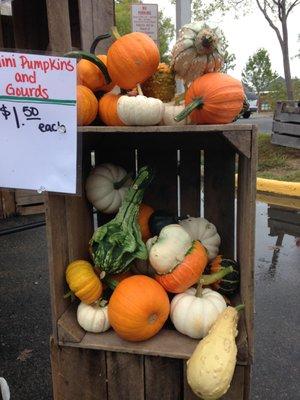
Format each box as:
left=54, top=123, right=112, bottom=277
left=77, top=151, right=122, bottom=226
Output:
left=77, top=85, right=98, bottom=126
left=108, top=275, right=170, bottom=341
left=138, top=204, right=154, bottom=242
left=98, top=92, right=125, bottom=126
left=155, top=241, right=208, bottom=293
left=175, top=73, right=244, bottom=125
left=77, top=54, right=114, bottom=93
left=107, top=30, right=160, bottom=90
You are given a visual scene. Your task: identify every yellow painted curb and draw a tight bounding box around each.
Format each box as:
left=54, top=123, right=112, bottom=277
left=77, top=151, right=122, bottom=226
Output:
left=256, top=178, right=300, bottom=197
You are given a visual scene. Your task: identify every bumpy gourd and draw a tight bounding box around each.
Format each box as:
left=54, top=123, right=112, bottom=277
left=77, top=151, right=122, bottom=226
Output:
left=187, top=306, right=241, bottom=399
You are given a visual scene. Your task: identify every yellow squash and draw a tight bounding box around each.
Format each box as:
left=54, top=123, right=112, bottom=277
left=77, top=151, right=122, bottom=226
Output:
left=66, top=260, right=102, bottom=304
left=187, top=305, right=242, bottom=399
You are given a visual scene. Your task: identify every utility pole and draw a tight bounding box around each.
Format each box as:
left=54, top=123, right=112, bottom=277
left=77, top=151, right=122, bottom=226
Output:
left=176, top=0, right=191, bottom=36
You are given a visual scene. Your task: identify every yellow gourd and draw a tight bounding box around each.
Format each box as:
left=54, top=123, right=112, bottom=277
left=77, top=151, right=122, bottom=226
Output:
left=187, top=305, right=243, bottom=400
left=66, top=260, right=102, bottom=304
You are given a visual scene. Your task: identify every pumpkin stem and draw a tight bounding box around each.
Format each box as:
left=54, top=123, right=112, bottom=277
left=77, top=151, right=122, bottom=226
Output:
left=174, top=92, right=185, bottom=106
left=63, top=290, right=75, bottom=300
left=137, top=84, right=144, bottom=96
left=111, top=26, right=121, bottom=40
left=174, top=97, right=204, bottom=122
left=200, top=266, right=233, bottom=286
left=65, top=51, right=111, bottom=84
left=195, top=282, right=203, bottom=298
left=114, top=172, right=132, bottom=190
left=235, top=304, right=245, bottom=312
left=102, top=277, right=119, bottom=290
left=90, top=33, right=111, bottom=54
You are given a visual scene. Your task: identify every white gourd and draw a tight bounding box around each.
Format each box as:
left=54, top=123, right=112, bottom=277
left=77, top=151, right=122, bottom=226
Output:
left=77, top=302, right=110, bottom=333
left=160, top=102, right=188, bottom=126
left=187, top=306, right=241, bottom=399
left=117, top=95, right=165, bottom=126
left=147, top=224, right=192, bottom=274
left=170, top=287, right=226, bottom=339
left=179, top=217, right=220, bottom=260
left=85, top=163, right=132, bottom=214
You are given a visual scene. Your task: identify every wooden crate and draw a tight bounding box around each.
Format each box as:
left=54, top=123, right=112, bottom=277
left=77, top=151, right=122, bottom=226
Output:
left=46, top=124, right=257, bottom=400
left=272, top=101, right=300, bottom=149
left=15, top=189, right=45, bottom=215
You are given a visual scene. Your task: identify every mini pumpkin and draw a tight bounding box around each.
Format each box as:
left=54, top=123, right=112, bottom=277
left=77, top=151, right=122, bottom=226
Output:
left=205, top=255, right=240, bottom=296
left=77, top=301, right=110, bottom=333
left=85, top=163, right=132, bottom=213
left=66, top=260, right=102, bottom=304
left=175, top=73, right=245, bottom=125
left=108, top=275, right=170, bottom=341
left=107, top=27, right=160, bottom=90
left=138, top=203, right=154, bottom=242
left=179, top=217, right=221, bottom=260
left=170, top=284, right=226, bottom=339
left=98, top=92, right=125, bottom=126
left=77, top=85, right=98, bottom=126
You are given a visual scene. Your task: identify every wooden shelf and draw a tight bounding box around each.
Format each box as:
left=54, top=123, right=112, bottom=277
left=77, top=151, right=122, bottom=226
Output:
left=58, top=303, right=249, bottom=365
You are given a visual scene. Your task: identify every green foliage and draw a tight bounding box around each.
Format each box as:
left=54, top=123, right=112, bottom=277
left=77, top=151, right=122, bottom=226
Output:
left=219, top=31, right=236, bottom=73
left=242, top=48, right=278, bottom=94
left=265, top=78, right=300, bottom=109
left=115, top=0, right=174, bottom=63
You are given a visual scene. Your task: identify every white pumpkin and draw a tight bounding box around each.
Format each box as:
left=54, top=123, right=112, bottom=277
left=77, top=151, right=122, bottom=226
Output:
left=160, top=102, right=188, bottom=126
left=85, top=163, right=132, bottom=214
left=170, top=286, right=226, bottom=339
left=147, top=224, right=192, bottom=274
left=77, top=301, right=110, bottom=333
left=117, top=95, right=165, bottom=126
left=179, top=217, right=221, bottom=260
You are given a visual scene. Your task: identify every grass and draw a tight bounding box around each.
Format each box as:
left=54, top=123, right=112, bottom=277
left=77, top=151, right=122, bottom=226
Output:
left=257, top=133, right=300, bottom=182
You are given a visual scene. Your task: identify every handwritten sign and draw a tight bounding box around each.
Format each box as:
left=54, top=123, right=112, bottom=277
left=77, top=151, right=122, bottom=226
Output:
left=131, top=3, right=158, bottom=43
left=0, top=51, right=77, bottom=194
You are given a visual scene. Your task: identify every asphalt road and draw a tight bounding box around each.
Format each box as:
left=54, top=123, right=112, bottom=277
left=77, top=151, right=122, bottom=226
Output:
left=235, top=113, right=273, bottom=134
left=0, top=204, right=299, bottom=399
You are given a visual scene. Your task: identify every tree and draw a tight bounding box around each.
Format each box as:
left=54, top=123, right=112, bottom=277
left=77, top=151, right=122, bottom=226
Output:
left=115, top=0, right=174, bottom=63
left=242, top=48, right=278, bottom=94
left=266, top=77, right=300, bottom=109
left=219, top=32, right=236, bottom=73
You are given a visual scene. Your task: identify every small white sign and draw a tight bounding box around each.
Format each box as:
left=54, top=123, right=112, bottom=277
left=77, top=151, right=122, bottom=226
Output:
left=131, top=3, right=158, bottom=43
left=0, top=51, right=77, bottom=194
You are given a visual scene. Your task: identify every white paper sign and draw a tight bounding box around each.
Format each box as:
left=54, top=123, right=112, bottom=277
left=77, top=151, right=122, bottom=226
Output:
left=0, top=51, right=77, bottom=194
left=131, top=3, right=158, bottom=43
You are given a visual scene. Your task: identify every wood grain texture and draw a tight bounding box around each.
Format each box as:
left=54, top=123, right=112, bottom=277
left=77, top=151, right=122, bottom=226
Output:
left=58, top=302, right=85, bottom=343
left=0, top=189, right=16, bottom=217
left=46, top=0, right=72, bottom=52
left=204, top=137, right=236, bottom=258
left=145, top=356, right=182, bottom=400
left=222, top=130, right=252, bottom=158
left=271, top=133, right=300, bottom=149
left=45, top=194, right=70, bottom=341
left=12, top=0, right=48, bottom=50
left=16, top=204, right=45, bottom=216
left=51, top=339, right=107, bottom=400
left=106, top=352, right=144, bottom=400
left=78, top=0, right=114, bottom=52
left=237, top=126, right=257, bottom=364
left=58, top=325, right=248, bottom=364
left=273, top=121, right=300, bottom=136
left=180, top=149, right=201, bottom=217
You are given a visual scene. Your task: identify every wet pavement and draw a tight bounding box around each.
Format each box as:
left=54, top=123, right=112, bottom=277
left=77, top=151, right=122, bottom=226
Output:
left=0, top=201, right=299, bottom=399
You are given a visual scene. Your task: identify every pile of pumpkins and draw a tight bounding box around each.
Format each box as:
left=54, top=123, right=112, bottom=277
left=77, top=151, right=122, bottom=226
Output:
left=74, top=23, right=245, bottom=127
left=65, top=162, right=242, bottom=399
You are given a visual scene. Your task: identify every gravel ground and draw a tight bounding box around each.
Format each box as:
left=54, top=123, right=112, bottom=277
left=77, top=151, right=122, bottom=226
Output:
left=0, top=202, right=299, bottom=399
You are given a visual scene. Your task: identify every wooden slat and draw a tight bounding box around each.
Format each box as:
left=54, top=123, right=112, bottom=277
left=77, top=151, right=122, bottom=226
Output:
left=180, top=149, right=201, bottom=217
left=58, top=302, right=85, bottom=343
left=58, top=324, right=248, bottom=365
left=268, top=206, right=300, bottom=225
left=271, top=133, right=300, bottom=149
left=0, top=14, right=3, bottom=48
left=12, top=0, right=48, bottom=50
left=145, top=356, right=182, bottom=400
left=106, top=352, right=144, bottom=400
left=45, top=194, right=70, bottom=341
left=16, top=204, right=45, bottom=215
left=1, top=189, right=16, bottom=217
left=275, top=112, right=300, bottom=124
left=222, top=130, right=252, bottom=158
left=78, top=124, right=253, bottom=134
left=237, top=126, right=257, bottom=364
left=46, top=0, right=72, bottom=52
left=204, top=136, right=236, bottom=258
left=78, top=0, right=114, bottom=52
left=51, top=339, right=107, bottom=400
left=273, top=121, right=300, bottom=136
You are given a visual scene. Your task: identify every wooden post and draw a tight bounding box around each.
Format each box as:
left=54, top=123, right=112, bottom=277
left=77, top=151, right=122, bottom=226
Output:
left=0, top=189, right=16, bottom=217
left=0, top=13, right=3, bottom=48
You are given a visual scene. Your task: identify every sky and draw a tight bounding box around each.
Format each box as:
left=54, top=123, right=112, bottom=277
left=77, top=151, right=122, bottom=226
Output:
left=149, top=0, right=300, bottom=80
